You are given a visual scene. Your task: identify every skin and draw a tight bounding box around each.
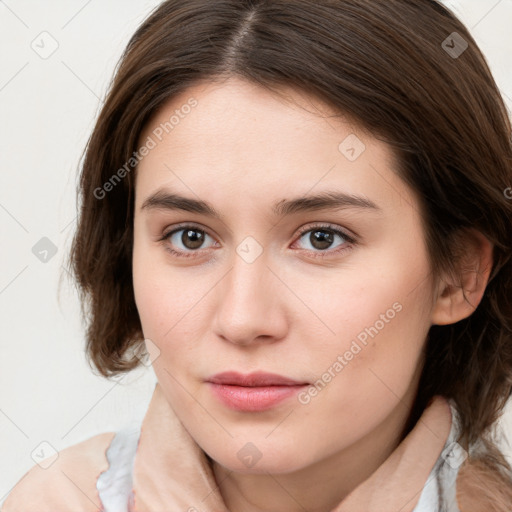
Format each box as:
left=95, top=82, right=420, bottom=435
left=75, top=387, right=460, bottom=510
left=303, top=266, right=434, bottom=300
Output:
left=131, top=76, right=493, bottom=512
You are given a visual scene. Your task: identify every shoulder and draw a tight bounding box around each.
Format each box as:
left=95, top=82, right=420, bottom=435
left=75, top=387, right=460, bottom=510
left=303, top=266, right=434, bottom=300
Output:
left=456, top=457, right=512, bottom=512
left=1, top=431, right=116, bottom=512
left=437, top=400, right=512, bottom=512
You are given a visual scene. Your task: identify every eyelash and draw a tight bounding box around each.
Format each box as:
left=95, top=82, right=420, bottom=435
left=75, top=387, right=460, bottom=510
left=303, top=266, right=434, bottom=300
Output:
left=157, top=222, right=357, bottom=260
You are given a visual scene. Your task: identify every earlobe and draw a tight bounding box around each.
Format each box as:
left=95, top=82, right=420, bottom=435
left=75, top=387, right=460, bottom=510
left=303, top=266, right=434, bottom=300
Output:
left=431, top=230, right=493, bottom=326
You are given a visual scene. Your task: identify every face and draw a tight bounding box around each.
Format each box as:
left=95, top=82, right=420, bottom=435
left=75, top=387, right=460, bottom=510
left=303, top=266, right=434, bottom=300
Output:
left=132, top=76, right=436, bottom=474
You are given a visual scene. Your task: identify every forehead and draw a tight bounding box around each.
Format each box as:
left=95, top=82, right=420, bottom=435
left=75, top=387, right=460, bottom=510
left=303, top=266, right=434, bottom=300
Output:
left=134, top=77, right=414, bottom=216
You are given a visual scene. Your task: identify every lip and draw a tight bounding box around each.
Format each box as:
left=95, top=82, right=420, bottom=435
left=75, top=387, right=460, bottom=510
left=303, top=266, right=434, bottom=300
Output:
left=206, top=371, right=309, bottom=412
left=207, top=371, right=308, bottom=387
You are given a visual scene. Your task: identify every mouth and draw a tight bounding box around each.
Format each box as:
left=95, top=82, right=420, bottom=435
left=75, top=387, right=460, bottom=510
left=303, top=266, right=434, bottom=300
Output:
left=205, top=371, right=309, bottom=412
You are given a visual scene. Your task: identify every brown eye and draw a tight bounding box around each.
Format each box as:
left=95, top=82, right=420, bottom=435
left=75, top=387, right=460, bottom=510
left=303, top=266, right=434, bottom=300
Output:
left=293, top=224, right=356, bottom=259
left=162, top=226, right=215, bottom=256
left=180, top=228, right=205, bottom=249
left=308, top=229, right=335, bottom=250
left=297, top=228, right=346, bottom=252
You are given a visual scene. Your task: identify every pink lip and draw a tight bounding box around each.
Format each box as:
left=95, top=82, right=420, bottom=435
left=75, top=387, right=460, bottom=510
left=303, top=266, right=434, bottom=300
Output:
left=206, top=371, right=309, bottom=412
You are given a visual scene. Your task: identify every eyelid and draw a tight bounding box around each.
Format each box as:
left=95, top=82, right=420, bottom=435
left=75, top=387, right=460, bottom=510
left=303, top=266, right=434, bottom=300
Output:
left=294, top=222, right=357, bottom=243
left=161, top=221, right=211, bottom=237
left=160, top=222, right=218, bottom=249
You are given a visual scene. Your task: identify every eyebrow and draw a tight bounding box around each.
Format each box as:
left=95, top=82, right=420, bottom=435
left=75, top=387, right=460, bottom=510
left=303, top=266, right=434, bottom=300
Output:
left=140, top=188, right=382, bottom=218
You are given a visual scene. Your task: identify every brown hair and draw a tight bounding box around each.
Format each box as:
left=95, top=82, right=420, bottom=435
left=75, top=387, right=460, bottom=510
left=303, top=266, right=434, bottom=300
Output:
left=65, top=0, right=512, bottom=502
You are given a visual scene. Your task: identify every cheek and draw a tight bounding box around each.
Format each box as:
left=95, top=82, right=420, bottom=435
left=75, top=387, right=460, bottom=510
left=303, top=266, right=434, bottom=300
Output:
left=133, top=268, right=186, bottom=342
left=132, top=238, right=208, bottom=356
left=132, top=236, right=176, bottom=340
left=304, top=244, right=432, bottom=395
left=295, top=279, right=430, bottom=450
left=305, top=250, right=430, bottom=352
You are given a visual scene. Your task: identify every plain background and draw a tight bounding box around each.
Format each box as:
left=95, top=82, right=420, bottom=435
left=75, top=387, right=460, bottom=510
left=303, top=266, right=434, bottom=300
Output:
left=1, top=0, right=511, bottom=504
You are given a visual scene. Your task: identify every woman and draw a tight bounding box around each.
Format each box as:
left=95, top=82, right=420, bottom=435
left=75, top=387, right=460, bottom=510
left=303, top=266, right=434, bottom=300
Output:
left=3, top=0, right=512, bottom=511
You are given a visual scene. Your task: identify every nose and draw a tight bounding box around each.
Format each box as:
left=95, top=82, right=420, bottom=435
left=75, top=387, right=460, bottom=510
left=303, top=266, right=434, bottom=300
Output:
left=212, top=248, right=288, bottom=347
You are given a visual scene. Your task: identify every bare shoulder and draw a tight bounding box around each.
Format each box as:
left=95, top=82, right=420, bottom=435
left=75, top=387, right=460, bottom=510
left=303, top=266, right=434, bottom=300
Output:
left=2, top=431, right=116, bottom=512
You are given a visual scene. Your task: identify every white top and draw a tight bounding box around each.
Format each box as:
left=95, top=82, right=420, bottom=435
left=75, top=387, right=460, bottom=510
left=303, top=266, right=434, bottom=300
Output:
left=96, top=402, right=465, bottom=512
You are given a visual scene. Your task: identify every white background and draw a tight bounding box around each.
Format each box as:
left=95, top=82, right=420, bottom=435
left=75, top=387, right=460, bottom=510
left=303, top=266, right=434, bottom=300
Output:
left=1, top=0, right=511, bottom=504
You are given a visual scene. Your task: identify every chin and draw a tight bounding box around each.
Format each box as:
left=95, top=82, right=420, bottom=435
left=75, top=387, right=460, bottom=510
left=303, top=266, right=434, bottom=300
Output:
left=204, top=440, right=314, bottom=475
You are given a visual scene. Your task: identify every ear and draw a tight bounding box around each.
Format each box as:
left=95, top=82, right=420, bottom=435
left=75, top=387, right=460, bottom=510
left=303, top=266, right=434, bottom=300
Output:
left=431, top=229, right=493, bottom=326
